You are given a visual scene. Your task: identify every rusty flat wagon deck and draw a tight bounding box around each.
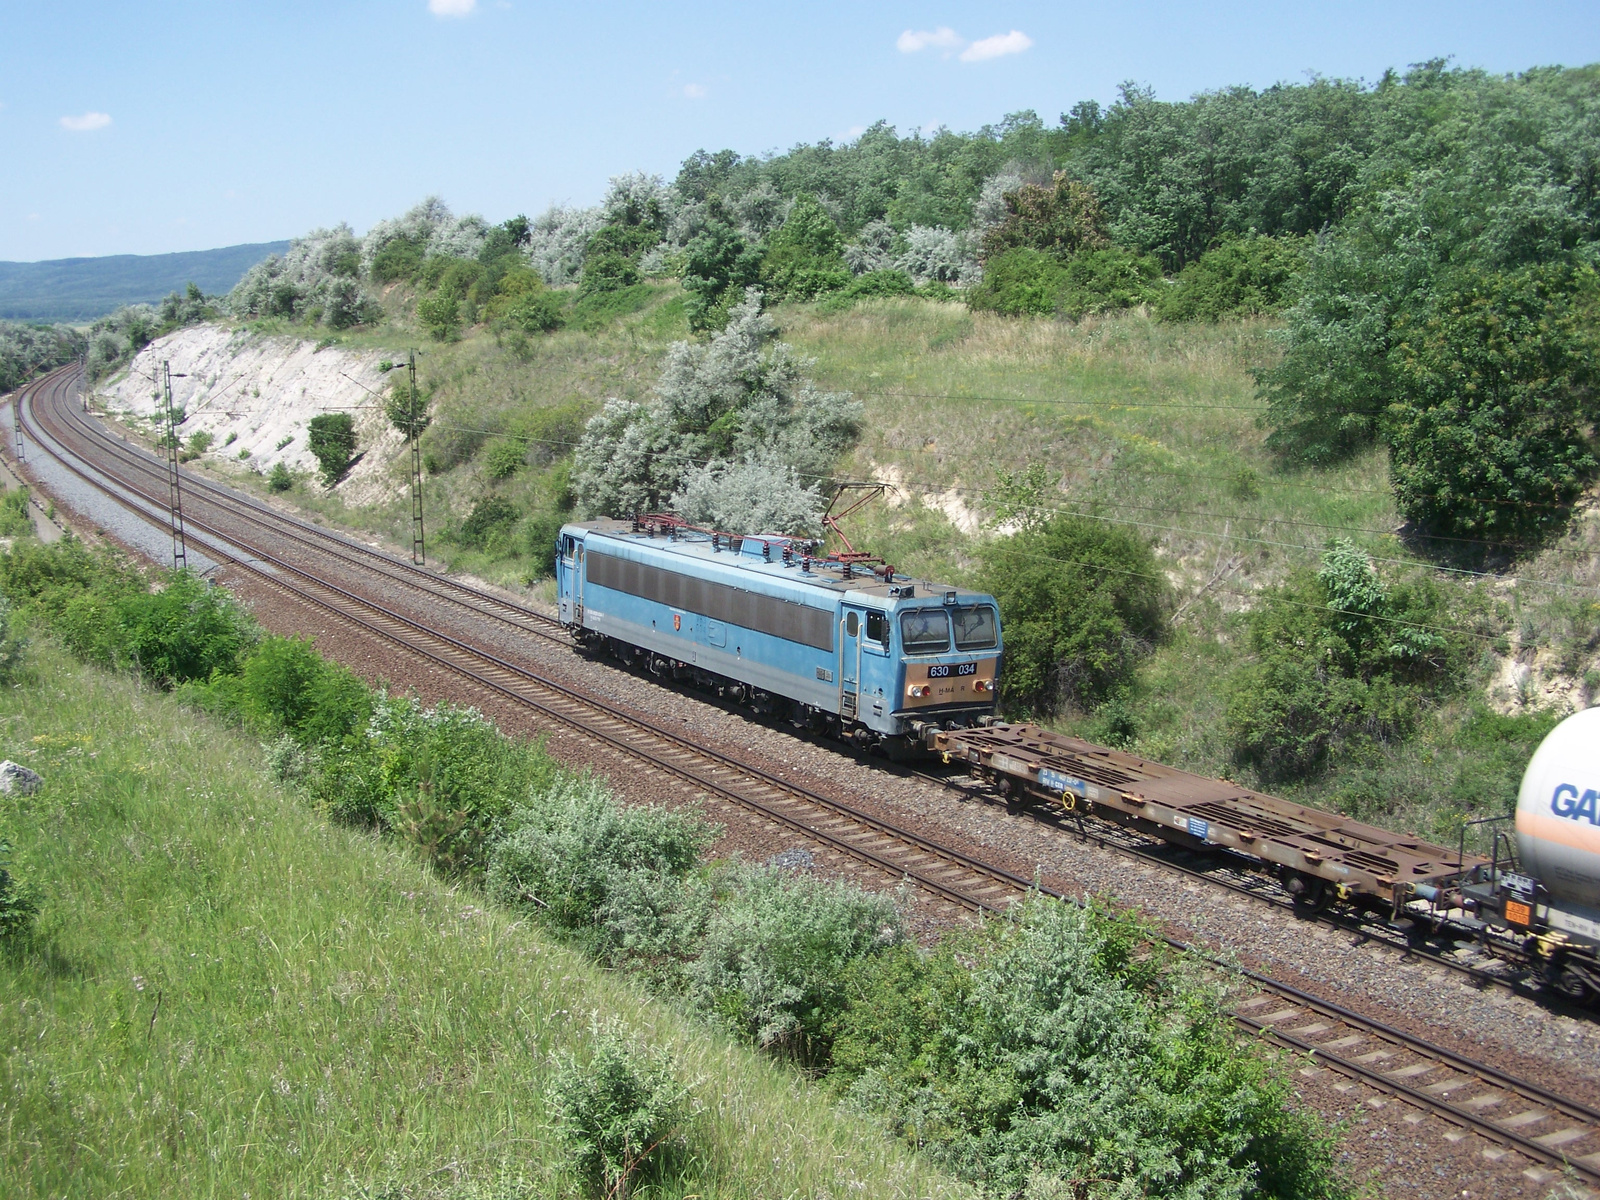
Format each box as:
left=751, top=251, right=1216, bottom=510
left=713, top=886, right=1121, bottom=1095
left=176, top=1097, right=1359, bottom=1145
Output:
left=930, top=722, right=1482, bottom=906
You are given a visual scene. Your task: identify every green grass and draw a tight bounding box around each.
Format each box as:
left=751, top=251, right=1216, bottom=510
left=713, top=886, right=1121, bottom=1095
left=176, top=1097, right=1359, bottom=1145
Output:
left=766, top=298, right=1583, bottom=847
left=0, top=641, right=968, bottom=1200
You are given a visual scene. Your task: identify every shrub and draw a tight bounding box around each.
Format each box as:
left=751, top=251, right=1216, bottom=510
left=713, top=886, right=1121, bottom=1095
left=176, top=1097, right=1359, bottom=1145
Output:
left=306, top=413, right=357, bottom=486
left=0, top=536, right=134, bottom=613
left=981, top=172, right=1110, bottom=261
left=115, top=572, right=257, bottom=688
left=1157, top=234, right=1306, bottom=322
left=179, top=430, right=213, bottom=462
left=416, top=293, right=461, bottom=341
left=504, top=290, right=566, bottom=334
left=829, top=897, right=1344, bottom=1199
left=849, top=268, right=915, bottom=297
left=549, top=1022, right=690, bottom=1199
left=483, top=438, right=526, bottom=481
left=0, top=594, right=26, bottom=684
left=369, top=233, right=426, bottom=283
left=383, top=374, right=430, bottom=439
left=365, top=693, right=555, bottom=851
left=485, top=774, right=714, bottom=947
left=0, top=488, right=33, bottom=537
left=978, top=514, right=1167, bottom=714
left=1225, top=541, right=1459, bottom=781
left=580, top=224, right=655, bottom=296
left=267, top=461, right=294, bottom=492
left=966, top=248, right=1067, bottom=316
left=458, top=495, right=520, bottom=553
left=760, top=195, right=851, bottom=301
left=519, top=510, right=568, bottom=577
left=687, top=865, right=903, bottom=1068
left=1053, top=246, right=1162, bottom=317
left=234, top=635, right=372, bottom=744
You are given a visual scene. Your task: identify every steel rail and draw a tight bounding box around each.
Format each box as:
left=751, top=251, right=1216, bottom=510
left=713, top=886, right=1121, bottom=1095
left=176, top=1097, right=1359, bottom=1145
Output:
left=54, top=374, right=1584, bottom=1006
left=22, top=364, right=1600, bottom=1181
left=24, top=367, right=1030, bottom=915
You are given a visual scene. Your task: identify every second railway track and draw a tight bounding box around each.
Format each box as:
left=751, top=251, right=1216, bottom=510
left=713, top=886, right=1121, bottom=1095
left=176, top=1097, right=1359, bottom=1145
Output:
left=16, top=364, right=1600, bottom=1186
left=36, top=368, right=1579, bottom=1003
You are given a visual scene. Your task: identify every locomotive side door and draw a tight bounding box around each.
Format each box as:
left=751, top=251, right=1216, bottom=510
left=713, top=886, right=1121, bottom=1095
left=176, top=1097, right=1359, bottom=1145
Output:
left=559, top=535, right=584, bottom=626
left=840, top=605, right=865, bottom=720
left=573, top=541, right=585, bottom=625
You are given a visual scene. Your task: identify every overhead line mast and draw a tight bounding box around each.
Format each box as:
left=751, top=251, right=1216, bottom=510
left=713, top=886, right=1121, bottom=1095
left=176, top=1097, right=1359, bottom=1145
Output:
left=407, top=349, right=425, bottom=566
left=160, top=360, right=188, bottom=571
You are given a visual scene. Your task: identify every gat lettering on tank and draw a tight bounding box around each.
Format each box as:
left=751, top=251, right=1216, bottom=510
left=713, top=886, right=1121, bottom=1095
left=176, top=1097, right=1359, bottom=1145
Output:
left=1552, top=784, right=1600, bottom=825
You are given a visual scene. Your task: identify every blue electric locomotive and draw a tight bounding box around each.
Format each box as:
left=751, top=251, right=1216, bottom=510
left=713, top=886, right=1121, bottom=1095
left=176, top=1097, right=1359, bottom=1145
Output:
left=555, top=517, right=1002, bottom=751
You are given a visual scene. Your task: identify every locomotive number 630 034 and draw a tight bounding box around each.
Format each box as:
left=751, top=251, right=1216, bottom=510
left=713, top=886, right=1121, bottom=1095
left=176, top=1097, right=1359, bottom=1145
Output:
left=928, top=662, right=978, bottom=679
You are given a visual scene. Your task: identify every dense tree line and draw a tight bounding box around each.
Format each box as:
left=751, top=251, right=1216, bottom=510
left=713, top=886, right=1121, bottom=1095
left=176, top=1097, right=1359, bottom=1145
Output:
left=237, top=61, right=1599, bottom=545
left=0, top=321, right=83, bottom=394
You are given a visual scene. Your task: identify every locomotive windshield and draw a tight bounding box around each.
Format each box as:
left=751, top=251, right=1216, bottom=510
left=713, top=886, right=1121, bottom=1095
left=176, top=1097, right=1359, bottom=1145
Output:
left=900, top=609, right=951, bottom=654
left=952, top=604, right=998, bottom=651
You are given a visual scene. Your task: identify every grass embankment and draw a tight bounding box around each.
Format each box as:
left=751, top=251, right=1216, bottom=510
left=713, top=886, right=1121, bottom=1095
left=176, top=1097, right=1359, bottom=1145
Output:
left=778, top=298, right=1583, bottom=847
left=0, top=641, right=965, bottom=1200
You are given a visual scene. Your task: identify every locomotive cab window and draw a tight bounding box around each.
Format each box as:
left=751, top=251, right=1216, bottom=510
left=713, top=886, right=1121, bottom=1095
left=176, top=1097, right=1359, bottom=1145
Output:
left=562, top=536, right=577, bottom=564
left=846, top=612, right=859, bottom=637
left=866, top=611, right=888, bottom=647
left=953, top=605, right=998, bottom=651
left=900, top=609, right=951, bottom=654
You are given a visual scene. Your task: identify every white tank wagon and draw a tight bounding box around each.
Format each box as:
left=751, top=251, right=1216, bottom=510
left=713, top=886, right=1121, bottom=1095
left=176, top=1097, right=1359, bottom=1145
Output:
left=1516, top=708, right=1600, bottom=909
left=1453, top=707, right=1600, bottom=1002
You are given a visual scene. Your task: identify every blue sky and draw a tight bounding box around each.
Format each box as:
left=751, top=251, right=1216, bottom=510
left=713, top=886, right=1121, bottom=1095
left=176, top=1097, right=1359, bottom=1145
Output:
left=2, top=1, right=1597, bottom=261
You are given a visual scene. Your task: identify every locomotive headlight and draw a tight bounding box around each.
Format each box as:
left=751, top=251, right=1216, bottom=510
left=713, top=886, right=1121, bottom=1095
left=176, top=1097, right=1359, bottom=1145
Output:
left=907, top=684, right=931, bottom=698
left=973, top=679, right=991, bottom=693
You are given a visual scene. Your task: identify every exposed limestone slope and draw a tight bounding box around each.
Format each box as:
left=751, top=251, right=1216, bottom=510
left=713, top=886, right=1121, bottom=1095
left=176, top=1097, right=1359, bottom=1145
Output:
left=95, top=324, right=408, bottom=505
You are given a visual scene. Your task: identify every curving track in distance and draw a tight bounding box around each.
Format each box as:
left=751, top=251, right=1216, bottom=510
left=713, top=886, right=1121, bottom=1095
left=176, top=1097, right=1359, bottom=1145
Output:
left=14, top=363, right=1600, bottom=1185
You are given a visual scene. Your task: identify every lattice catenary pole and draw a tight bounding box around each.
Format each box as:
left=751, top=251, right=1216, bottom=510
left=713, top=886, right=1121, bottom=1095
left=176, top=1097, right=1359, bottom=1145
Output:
left=408, top=349, right=425, bottom=566
left=161, top=360, right=188, bottom=571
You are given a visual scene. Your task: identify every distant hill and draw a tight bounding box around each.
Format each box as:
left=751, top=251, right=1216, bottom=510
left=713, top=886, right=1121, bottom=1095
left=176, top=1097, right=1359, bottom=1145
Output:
left=0, top=241, right=290, bottom=323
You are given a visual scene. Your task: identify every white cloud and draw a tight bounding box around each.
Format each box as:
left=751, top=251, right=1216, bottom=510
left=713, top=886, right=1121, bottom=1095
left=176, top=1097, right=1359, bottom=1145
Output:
left=897, top=27, right=962, bottom=54
left=427, top=0, right=476, bottom=16
left=959, top=30, right=1033, bottom=62
left=60, top=111, right=111, bottom=132
left=682, top=82, right=707, bottom=99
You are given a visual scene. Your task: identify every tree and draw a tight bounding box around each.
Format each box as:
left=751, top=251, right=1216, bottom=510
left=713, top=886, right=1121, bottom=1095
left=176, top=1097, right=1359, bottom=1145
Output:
left=1386, top=265, right=1600, bottom=541
left=759, top=194, right=851, bottom=300
left=306, top=413, right=357, bottom=486
left=416, top=293, right=461, bottom=341
left=980, top=172, right=1109, bottom=262
left=682, top=219, right=763, bottom=331
left=571, top=291, right=859, bottom=526
left=977, top=515, right=1167, bottom=714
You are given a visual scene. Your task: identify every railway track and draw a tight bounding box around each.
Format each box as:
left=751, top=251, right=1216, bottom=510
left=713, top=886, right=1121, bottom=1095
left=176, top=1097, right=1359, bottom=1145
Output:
left=16, top=364, right=1600, bottom=1186
left=40, top=371, right=1569, bottom=1000
left=22, top=366, right=1030, bottom=916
